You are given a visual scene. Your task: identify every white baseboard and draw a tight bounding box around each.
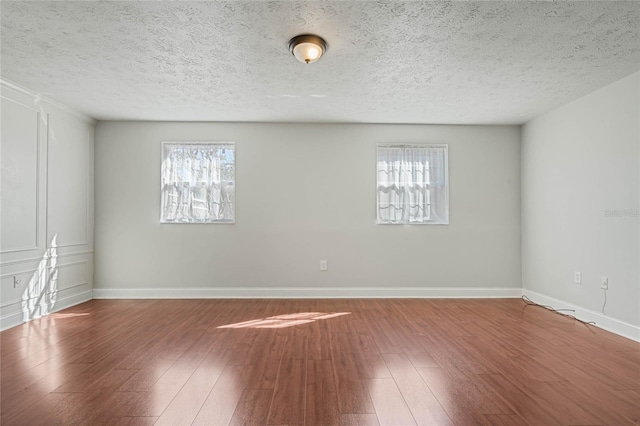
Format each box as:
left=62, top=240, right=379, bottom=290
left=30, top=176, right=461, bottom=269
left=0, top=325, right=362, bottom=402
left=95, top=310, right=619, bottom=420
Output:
left=0, top=290, right=93, bottom=331
left=523, top=289, right=640, bottom=343
left=6, top=286, right=636, bottom=343
left=92, top=286, right=523, bottom=300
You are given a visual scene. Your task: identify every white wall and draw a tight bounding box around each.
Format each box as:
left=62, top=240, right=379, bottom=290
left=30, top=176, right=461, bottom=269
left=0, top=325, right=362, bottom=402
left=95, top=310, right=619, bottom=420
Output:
left=94, top=122, right=521, bottom=298
left=522, top=72, right=640, bottom=339
left=0, top=80, right=95, bottom=330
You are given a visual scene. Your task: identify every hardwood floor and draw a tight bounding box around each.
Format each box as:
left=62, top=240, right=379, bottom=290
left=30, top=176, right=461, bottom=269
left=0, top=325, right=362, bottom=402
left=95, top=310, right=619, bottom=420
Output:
left=1, top=298, right=638, bottom=425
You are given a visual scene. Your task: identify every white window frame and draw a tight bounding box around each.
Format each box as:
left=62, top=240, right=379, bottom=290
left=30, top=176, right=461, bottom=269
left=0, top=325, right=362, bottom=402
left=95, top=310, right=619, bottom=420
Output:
left=376, top=143, right=449, bottom=225
left=160, top=141, right=235, bottom=224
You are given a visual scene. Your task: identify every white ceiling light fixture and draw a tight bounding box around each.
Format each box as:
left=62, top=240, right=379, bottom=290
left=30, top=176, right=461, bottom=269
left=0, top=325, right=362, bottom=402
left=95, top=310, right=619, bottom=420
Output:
left=288, top=34, right=327, bottom=64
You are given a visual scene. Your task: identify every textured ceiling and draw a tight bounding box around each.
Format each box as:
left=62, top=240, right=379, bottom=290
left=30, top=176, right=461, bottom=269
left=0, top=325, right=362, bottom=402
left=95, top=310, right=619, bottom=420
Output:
left=1, top=1, right=639, bottom=124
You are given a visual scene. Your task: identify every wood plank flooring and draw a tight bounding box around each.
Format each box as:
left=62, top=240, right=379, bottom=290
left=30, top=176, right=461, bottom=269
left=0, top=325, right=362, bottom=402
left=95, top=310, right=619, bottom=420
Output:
left=1, top=298, right=638, bottom=425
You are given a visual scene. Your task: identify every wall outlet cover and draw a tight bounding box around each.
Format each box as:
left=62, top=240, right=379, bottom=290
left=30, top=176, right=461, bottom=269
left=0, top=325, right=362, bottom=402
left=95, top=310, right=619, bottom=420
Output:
left=320, top=260, right=328, bottom=271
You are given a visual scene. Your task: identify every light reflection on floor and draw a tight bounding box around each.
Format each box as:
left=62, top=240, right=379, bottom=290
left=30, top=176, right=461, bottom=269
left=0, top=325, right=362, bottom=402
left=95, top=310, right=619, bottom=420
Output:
left=47, top=312, right=91, bottom=319
left=217, top=312, right=351, bottom=329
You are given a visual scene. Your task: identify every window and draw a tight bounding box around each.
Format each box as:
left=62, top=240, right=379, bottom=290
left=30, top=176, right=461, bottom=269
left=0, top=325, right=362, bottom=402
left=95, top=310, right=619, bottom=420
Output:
left=377, top=144, right=448, bottom=224
left=161, top=142, right=235, bottom=223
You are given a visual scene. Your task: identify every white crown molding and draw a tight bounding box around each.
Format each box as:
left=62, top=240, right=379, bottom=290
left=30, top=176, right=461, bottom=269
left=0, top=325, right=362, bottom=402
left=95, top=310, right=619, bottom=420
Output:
left=523, top=289, right=640, bottom=343
left=92, top=286, right=523, bottom=300
left=0, top=78, right=96, bottom=124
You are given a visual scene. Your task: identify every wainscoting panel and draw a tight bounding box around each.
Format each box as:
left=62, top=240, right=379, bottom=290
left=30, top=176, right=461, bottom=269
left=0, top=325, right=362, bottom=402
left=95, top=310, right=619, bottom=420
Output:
left=0, top=96, right=42, bottom=255
left=46, top=116, right=91, bottom=249
left=0, top=254, right=93, bottom=331
left=0, top=79, right=95, bottom=331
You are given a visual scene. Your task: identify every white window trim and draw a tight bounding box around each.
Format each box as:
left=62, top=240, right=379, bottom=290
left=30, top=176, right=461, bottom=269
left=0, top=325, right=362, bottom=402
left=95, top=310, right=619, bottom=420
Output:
left=160, top=141, right=236, bottom=224
left=376, top=143, right=449, bottom=225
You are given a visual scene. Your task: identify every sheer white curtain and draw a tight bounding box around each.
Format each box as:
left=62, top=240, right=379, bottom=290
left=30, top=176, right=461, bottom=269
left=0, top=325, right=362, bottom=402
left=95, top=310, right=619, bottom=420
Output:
left=377, top=145, right=448, bottom=224
left=161, top=143, right=235, bottom=223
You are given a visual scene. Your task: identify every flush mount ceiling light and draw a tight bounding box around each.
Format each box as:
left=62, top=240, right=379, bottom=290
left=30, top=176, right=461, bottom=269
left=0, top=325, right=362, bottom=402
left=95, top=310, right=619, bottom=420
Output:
left=288, top=34, right=327, bottom=64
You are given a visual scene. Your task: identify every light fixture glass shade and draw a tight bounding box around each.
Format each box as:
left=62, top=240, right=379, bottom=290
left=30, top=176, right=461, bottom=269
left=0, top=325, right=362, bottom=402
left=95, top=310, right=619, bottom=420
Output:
left=288, top=34, right=327, bottom=64
left=292, top=42, right=322, bottom=64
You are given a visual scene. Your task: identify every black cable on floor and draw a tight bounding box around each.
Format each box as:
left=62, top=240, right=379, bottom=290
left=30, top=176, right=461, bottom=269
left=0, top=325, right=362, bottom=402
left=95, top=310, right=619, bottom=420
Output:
left=522, top=295, right=596, bottom=326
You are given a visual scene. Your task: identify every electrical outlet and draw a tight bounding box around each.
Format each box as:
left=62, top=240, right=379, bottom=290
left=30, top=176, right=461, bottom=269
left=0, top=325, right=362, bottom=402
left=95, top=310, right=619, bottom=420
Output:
left=13, top=276, right=22, bottom=288
left=600, top=276, right=608, bottom=290
left=574, top=271, right=582, bottom=285
left=320, top=260, right=328, bottom=271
